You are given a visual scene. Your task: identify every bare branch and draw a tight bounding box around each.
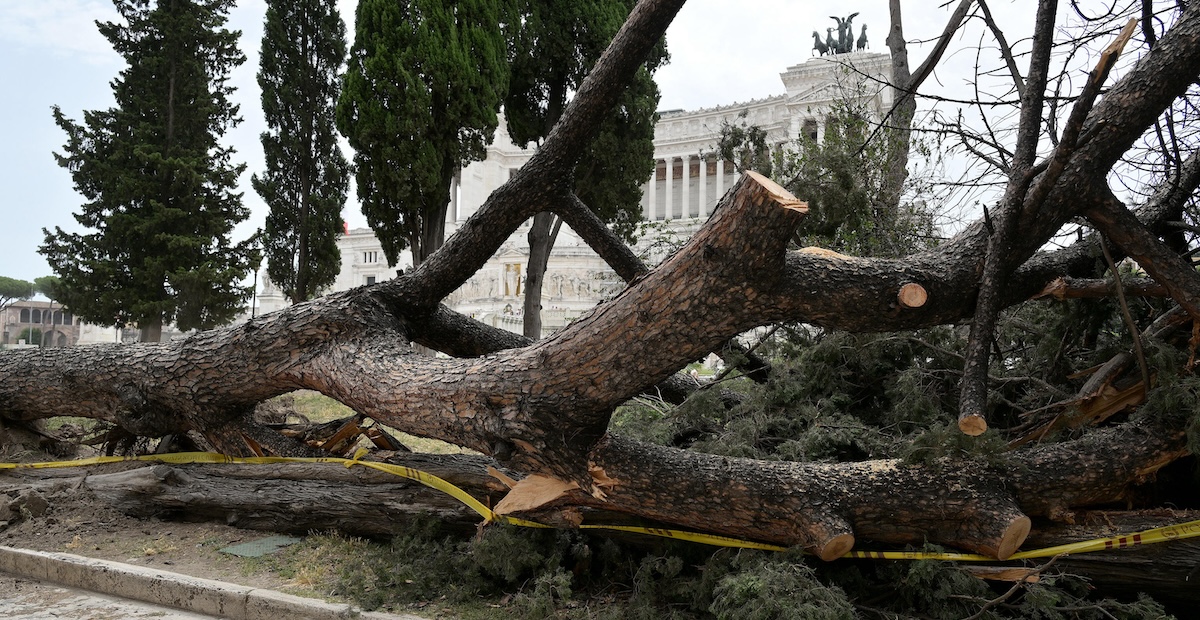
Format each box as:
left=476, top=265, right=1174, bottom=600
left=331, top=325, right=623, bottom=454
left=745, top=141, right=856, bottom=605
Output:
left=978, top=0, right=1026, bottom=96
left=959, top=0, right=1060, bottom=436
left=1099, top=235, right=1152, bottom=391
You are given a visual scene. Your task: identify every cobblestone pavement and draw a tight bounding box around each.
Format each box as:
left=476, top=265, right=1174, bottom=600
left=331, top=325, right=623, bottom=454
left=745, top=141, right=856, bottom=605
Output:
left=0, top=575, right=219, bottom=619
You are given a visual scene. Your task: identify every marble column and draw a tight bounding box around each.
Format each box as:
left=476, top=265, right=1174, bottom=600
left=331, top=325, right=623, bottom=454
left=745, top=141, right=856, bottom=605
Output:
left=664, top=156, right=674, bottom=220
left=698, top=156, right=708, bottom=219
left=447, top=175, right=457, bottom=224
left=680, top=155, right=691, bottom=218
left=645, top=170, right=656, bottom=221
left=716, top=158, right=725, bottom=198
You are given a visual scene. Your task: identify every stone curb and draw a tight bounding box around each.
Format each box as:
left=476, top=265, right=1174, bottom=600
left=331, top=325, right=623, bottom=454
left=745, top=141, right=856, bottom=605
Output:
left=0, top=546, right=420, bottom=620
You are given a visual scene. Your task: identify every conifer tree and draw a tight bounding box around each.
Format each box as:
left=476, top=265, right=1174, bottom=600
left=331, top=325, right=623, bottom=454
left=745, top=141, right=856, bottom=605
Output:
left=41, top=0, right=251, bottom=342
left=253, top=0, right=349, bottom=303
left=336, top=0, right=510, bottom=267
left=505, top=0, right=664, bottom=337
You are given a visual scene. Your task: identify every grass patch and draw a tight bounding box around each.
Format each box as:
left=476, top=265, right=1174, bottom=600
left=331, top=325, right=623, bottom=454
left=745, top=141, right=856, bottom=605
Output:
left=287, top=390, right=354, bottom=423
left=271, top=390, right=472, bottom=454
left=42, top=416, right=97, bottom=434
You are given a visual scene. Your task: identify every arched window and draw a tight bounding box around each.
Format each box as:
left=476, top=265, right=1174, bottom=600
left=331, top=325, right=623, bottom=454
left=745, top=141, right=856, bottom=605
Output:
left=53, top=311, right=64, bottom=325
left=19, top=308, right=29, bottom=323
left=30, top=309, right=41, bottom=324
left=63, top=312, right=73, bottom=325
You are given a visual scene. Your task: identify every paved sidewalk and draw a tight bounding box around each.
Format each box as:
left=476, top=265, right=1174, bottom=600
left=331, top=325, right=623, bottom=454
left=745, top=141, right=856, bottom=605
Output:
left=0, top=546, right=424, bottom=620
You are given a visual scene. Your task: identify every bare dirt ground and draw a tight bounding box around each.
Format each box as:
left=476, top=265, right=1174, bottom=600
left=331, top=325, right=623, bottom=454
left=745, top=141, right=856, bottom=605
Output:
left=0, top=475, right=299, bottom=594
left=0, top=401, right=362, bottom=597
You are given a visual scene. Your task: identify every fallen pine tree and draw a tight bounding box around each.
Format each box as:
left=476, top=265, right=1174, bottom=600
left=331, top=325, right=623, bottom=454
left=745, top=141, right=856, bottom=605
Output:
left=3, top=0, right=1200, bottom=616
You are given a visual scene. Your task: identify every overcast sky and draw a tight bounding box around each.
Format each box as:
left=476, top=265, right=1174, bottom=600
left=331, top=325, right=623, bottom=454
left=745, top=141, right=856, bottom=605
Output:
left=0, top=0, right=1036, bottom=283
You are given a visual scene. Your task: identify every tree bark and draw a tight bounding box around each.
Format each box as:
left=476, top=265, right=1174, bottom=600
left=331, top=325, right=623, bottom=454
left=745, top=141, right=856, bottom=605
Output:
left=0, top=418, right=1183, bottom=564
left=993, top=510, right=1200, bottom=606
left=0, top=168, right=1195, bottom=559
left=3, top=0, right=1200, bottom=564
left=82, top=457, right=507, bottom=536
left=522, top=212, right=561, bottom=339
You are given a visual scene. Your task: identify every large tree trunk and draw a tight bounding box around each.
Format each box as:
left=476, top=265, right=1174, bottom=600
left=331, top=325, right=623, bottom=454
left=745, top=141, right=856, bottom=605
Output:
left=522, top=212, right=561, bottom=339
left=139, top=315, right=163, bottom=344
left=3, top=0, right=1200, bottom=566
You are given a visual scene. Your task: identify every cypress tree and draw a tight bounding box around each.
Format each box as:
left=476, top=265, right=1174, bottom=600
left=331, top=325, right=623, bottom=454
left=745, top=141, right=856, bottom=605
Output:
left=336, top=0, right=510, bottom=267
left=505, top=0, right=665, bottom=337
left=253, top=0, right=349, bottom=303
left=41, top=0, right=250, bottom=342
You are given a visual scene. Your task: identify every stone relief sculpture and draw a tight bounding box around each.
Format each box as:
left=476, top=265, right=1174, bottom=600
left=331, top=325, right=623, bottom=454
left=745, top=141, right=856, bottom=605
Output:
left=574, top=276, right=591, bottom=297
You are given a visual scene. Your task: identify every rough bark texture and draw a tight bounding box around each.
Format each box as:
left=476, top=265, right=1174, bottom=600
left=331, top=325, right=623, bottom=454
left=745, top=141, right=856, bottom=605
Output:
left=1011, top=511, right=1200, bottom=606
left=83, top=458, right=506, bottom=536
left=3, top=0, right=1200, bottom=563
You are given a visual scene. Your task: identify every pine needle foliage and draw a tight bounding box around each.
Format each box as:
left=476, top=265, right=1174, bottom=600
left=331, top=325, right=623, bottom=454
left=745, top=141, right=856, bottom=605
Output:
left=337, top=0, right=510, bottom=266
left=504, top=0, right=665, bottom=243
left=42, top=0, right=252, bottom=339
left=716, top=89, right=938, bottom=259
left=253, top=0, right=349, bottom=302
left=281, top=518, right=1182, bottom=618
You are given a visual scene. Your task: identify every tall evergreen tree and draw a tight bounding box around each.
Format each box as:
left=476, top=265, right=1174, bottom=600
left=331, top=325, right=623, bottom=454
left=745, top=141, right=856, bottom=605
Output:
left=505, top=0, right=664, bottom=338
left=253, top=0, right=349, bottom=303
left=41, top=0, right=251, bottom=342
left=336, top=0, right=510, bottom=267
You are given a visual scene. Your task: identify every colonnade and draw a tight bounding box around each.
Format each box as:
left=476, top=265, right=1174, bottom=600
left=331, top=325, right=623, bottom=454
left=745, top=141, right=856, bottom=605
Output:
left=643, top=155, right=737, bottom=221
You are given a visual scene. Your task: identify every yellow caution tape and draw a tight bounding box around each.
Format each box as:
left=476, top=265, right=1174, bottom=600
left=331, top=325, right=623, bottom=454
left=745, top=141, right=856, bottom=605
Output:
left=3, top=452, right=1199, bottom=561
left=578, top=524, right=787, bottom=551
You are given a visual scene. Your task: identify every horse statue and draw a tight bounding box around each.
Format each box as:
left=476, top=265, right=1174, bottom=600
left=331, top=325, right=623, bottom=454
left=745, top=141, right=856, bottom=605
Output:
left=857, top=24, right=868, bottom=50
left=825, top=27, right=836, bottom=55
left=812, top=31, right=829, bottom=56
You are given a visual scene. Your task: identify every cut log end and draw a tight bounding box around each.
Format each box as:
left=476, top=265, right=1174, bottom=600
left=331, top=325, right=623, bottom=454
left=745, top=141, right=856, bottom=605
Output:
left=814, top=533, right=856, bottom=561
left=798, top=246, right=854, bottom=261
left=807, top=516, right=856, bottom=561
left=897, top=283, right=928, bottom=309
left=958, top=412, right=988, bottom=436
left=743, top=170, right=808, bottom=214
left=995, top=515, right=1032, bottom=560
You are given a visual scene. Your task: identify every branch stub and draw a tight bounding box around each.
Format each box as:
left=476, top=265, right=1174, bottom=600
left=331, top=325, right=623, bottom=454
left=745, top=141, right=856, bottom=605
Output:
left=897, top=282, right=928, bottom=308
left=958, top=412, right=988, bottom=436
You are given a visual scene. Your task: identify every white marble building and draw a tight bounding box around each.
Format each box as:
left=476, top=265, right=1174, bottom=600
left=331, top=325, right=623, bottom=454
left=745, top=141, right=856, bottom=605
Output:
left=257, top=52, right=894, bottom=336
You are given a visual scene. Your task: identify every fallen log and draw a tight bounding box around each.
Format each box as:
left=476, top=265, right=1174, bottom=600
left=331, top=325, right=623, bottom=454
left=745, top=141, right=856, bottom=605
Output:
left=3, top=455, right=1196, bottom=606
left=991, top=510, right=1200, bottom=607
left=0, top=410, right=1182, bottom=563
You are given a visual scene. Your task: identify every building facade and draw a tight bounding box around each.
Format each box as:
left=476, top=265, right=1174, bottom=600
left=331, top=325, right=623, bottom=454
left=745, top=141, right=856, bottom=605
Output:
left=1, top=300, right=79, bottom=348
left=257, top=52, right=893, bottom=336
